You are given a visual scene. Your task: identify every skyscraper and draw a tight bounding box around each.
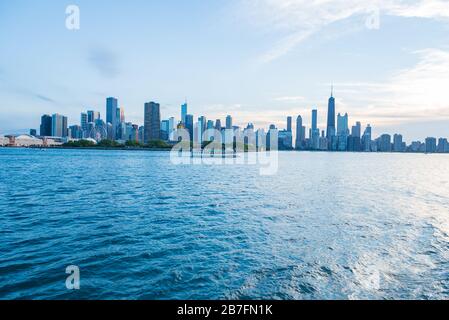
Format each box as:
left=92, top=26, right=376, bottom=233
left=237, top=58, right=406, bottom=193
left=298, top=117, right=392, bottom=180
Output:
left=337, top=113, right=349, bottom=151
left=207, top=120, right=214, bottom=130
left=131, top=124, right=139, bottom=142
left=295, top=115, right=304, bottom=150
left=437, top=138, right=449, bottom=153
left=326, top=86, right=336, bottom=139
left=312, top=109, right=317, bottom=131
left=87, top=110, right=100, bottom=123
left=362, top=125, right=372, bottom=151
left=349, top=121, right=362, bottom=152
left=393, top=134, right=404, bottom=152
left=226, top=115, right=233, bottom=130
left=106, top=97, right=118, bottom=139
left=161, top=120, right=170, bottom=141
left=115, top=107, right=126, bottom=140
left=51, top=114, right=68, bottom=138
left=215, top=119, right=222, bottom=130
left=118, top=107, right=125, bottom=123
left=287, top=116, right=292, bottom=132
left=205, top=120, right=214, bottom=141
left=278, top=129, right=293, bottom=150
left=337, top=113, right=349, bottom=136
left=185, top=114, right=194, bottom=142
left=169, top=117, right=175, bottom=141
left=181, top=102, right=188, bottom=124
left=62, top=116, right=68, bottom=137
left=425, top=137, right=437, bottom=153
left=319, top=130, right=328, bottom=150
left=138, top=126, right=145, bottom=143
left=69, top=125, right=82, bottom=139
left=144, top=102, right=161, bottom=143
left=379, top=134, right=392, bottom=152
left=351, top=122, right=361, bottom=138
left=197, top=116, right=207, bottom=144
left=40, top=114, right=52, bottom=137
left=81, top=113, right=88, bottom=132
left=311, top=109, right=320, bottom=149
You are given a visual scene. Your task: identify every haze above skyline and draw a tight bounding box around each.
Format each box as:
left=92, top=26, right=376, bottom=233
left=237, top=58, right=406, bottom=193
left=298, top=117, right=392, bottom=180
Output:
left=1, top=0, right=449, bottom=142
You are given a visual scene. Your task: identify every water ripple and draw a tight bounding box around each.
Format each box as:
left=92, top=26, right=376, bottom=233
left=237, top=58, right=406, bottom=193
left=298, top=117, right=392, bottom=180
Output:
left=0, top=149, right=449, bottom=299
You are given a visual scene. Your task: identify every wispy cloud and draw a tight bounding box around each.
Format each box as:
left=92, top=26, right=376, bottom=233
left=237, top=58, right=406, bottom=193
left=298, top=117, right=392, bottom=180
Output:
left=388, top=0, right=449, bottom=19
left=240, top=0, right=449, bottom=63
left=328, top=48, right=449, bottom=125
left=0, top=80, right=56, bottom=104
left=88, top=47, right=121, bottom=78
left=259, top=29, right=316, bottom=63
left=274, top=96, right=306, bottom=102
left=33, top=93, right=56, bottom=103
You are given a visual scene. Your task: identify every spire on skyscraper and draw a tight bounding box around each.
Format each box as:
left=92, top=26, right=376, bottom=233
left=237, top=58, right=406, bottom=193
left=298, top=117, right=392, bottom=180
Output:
left=326, top=85, right=336, bottom=141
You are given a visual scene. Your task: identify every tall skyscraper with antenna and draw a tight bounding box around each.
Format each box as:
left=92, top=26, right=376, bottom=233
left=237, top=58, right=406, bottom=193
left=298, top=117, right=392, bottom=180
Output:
left=326, top=86, right=336, bottom=139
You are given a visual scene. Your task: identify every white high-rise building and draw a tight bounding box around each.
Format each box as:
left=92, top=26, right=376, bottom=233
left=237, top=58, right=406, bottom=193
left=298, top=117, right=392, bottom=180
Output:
left=337, top=113, right=349, bottom=151
left=51, top=114, right=68, bottom=138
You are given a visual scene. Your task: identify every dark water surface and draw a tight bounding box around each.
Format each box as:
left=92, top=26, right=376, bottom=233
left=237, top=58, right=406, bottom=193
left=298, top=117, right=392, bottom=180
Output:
left=1, top=148, right=448, bottom=299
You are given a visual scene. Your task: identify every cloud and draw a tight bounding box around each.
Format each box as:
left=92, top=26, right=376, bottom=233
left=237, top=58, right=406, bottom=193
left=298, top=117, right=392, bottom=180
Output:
left=0, top=80, right=56, bottom=104
left=259, top=29, right=316, bottom=63
left=88, top=47, right=120, bottom=78
left=33, top=93, right=56, bottom=103
left=330, top=48, right=449, bottom=125
left=205, top=48, right=449, bottom=133
left=389, top=0, right=449, bottom=19
left=240, top=0, right=449, bottom=63
left=274, top=96, right=306, bottom=102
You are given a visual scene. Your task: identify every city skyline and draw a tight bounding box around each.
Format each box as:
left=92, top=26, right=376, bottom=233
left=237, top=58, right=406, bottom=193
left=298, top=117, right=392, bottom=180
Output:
left=3, top=88, right=447, bottom=154
left=2, top=85, right=449, bottom=146
left=1, top=1, right=449, bottom=141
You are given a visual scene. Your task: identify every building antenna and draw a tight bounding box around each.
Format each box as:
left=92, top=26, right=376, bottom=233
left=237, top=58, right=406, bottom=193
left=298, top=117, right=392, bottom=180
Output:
left=331, top=83, right=334, bottom=98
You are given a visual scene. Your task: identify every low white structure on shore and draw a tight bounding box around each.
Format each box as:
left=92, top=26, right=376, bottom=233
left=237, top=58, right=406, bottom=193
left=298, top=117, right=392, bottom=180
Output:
left=84, top=138, right=98, bottom=145
left=0, top=135, right=67, bottom=147
left=42, top=137, right=64, bottom=147
left=12, top=134, right=44, bottom=147
left=67, top=137, right=98, bottom=145
left=0, top=135, right=8, bottom=146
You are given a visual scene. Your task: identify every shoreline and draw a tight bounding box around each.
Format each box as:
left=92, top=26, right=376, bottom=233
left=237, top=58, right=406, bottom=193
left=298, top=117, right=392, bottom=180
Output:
left=0, top=146, right=172, bottom=152
left=0, top=145, right=446, bottom=155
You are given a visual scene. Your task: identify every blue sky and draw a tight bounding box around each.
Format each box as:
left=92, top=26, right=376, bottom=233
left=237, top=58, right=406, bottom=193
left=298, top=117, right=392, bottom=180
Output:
left=1, top=0, right=449, bottom=141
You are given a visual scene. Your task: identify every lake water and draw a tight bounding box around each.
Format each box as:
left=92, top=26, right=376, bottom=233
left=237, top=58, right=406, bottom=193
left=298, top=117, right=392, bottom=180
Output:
left=1, top=148, right=448, bottom=300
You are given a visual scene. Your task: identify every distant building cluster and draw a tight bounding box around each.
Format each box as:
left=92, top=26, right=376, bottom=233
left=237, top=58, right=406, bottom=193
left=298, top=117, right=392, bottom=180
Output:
left=2, top=89, right=448, bottom=153
left=290, top=88, right=449, bottom=153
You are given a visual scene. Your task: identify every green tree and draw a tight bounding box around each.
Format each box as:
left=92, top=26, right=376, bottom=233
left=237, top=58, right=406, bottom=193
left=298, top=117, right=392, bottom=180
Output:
left=125, top=140, right=144, bottom=147
left=97, top=139, right=124, bottom=148
left=145, top=140, right=171, bottom=149
left=63, top=140, right=96, bottom=148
